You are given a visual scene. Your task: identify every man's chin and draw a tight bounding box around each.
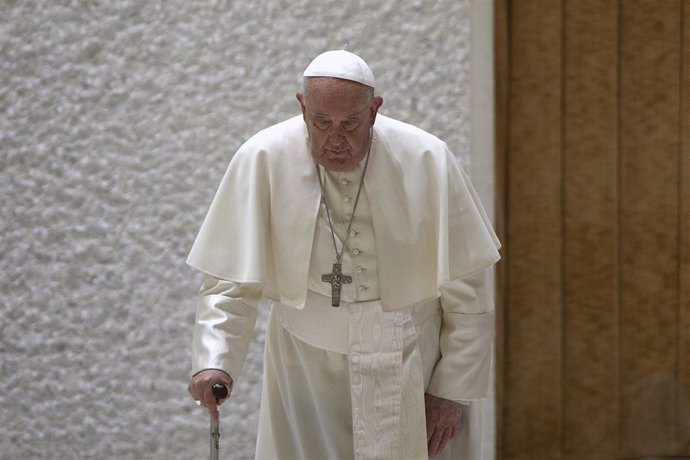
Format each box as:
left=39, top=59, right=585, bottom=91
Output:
left=321, top=156, right=355, bottom=172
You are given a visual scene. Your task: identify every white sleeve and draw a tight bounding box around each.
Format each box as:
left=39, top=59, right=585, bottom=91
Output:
left=426, top=268, right=495, bottom=402
left=191, top=275, right=261, bottom=380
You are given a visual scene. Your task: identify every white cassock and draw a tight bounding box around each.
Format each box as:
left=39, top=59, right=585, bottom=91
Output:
left=188, top=114, right=501, bottom=459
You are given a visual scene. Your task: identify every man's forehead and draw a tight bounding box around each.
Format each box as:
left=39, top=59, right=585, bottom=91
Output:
left=306, top=96, right=370, bottom=116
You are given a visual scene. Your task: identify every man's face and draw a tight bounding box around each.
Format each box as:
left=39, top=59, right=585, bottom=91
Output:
left=296, top=78, right=383, bottom=172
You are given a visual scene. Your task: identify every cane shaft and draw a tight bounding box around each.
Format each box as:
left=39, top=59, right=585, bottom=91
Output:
left=209, top=383, right=227, bottom=460
left=210, top=418, right=220, bottom=460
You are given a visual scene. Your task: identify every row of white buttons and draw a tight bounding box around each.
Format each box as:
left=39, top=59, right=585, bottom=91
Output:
left=339, top=176, right=374, bottom=299
left=349, top=249, right=369, bottom=293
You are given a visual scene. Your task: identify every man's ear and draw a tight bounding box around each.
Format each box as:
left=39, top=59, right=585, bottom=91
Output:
left=370, top=96, right=384, bottom=125
left=296, top=92, right=306, bottom=118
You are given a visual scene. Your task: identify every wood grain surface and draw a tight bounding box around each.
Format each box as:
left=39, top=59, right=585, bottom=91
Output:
left=496, top=0, right=689, bottom=457
left=562, top=0, right=619, bottom=458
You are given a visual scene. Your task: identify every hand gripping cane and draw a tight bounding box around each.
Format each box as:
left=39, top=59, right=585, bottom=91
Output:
left=210, top=383, right=228, bottom=460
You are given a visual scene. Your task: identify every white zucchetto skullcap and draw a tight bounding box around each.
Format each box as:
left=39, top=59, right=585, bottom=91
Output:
left=303, top=50, right=375, bottom=88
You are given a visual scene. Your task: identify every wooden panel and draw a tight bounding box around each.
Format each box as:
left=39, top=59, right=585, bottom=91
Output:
left=619, top=1, right=682, bottom=456
left=497, top=0, right=690, bottom=458
left=502, top=1, right=563, bottom=458
left=679, top=0, right=690, bottom=451
left=561, top=0, right=619, bottom=458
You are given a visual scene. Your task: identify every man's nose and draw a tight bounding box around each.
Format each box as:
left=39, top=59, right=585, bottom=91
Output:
left=328, top=127, right=346, bottom=145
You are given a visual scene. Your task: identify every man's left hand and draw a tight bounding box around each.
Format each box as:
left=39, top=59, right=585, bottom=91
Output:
left=425, top=393, right=464, bottom=457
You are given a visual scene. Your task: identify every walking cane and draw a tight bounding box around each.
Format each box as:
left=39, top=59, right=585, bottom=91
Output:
left=210, top=383, right=228, bottom=460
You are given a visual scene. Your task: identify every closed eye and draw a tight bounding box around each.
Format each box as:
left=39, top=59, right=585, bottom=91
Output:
left=314, top=118, right=331, bottom=130
left=342, top=121, right=358, bottom=131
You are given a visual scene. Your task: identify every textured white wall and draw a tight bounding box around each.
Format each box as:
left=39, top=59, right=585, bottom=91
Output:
left=1, top=1, right=486, bottom=458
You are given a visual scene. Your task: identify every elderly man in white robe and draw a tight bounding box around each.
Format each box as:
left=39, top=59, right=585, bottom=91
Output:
left=187, top=50, right=500, bottom=459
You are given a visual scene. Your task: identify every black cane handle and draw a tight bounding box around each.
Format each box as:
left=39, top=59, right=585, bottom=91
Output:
left=212, top=383, right=228, bottom=401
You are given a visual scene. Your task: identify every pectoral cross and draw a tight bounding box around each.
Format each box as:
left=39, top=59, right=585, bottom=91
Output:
left=322, top=259, right=352, bottom=307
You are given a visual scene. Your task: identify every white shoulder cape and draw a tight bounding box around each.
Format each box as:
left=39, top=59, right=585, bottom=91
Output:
left=187, top=114, right=500, bottom=311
